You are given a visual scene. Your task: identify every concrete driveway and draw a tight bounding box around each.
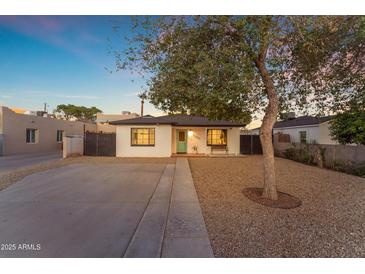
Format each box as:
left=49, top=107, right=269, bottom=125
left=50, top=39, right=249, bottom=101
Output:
left=0, top=152, right=62, bottom=175
left=0, top=159, right=213, bottom=258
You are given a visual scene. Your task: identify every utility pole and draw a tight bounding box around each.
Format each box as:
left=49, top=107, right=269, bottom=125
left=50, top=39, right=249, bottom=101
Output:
left=140, top=97, right=144, bottom=117
left=138, top=91, right=147, bottom=117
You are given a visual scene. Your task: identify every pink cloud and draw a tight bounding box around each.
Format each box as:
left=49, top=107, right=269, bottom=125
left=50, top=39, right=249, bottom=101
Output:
left=0, top=16, right=105, bottom=67
left=0, top=16, right=65, bottom=38
left=36, top=16, right=64, bottom=31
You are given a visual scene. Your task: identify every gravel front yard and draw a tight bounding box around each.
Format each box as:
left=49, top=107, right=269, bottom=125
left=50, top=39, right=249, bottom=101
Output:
left=189, top=156, right=365, bottom=257
left=0, top=156, right=175, bottom=192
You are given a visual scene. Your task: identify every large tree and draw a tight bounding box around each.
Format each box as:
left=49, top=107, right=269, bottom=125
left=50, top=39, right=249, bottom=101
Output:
left=113, top=16, right=365, bottom=200
left=54, top=104, right=102, bottom=122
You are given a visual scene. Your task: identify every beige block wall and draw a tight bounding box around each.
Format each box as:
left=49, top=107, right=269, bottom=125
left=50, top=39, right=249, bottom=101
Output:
left=0, top=106, right=95, bottom=156
left=96, top=123, right=116, bottom=133
left=116, top=125, right=172, bottom=157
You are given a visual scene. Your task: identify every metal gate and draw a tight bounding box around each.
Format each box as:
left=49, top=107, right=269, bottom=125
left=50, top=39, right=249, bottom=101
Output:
left=84, top=131, right=116, bottom=156
left=240, top=135, right=262, bottom=155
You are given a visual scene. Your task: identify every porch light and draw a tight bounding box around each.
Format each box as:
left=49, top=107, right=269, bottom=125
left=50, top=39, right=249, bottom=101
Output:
left=188, top=130, right=194, bottom=137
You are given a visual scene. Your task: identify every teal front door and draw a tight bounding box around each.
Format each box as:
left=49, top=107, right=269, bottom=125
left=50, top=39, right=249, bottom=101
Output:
left=176, top=130, right=187, bottom=153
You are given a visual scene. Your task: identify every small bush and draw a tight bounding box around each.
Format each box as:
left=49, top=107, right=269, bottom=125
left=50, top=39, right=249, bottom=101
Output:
left=280, top=144, right=364, bottom=178
left=353, top=162, right=365, bottom=178
left=284, top=148, right=296, bottom=160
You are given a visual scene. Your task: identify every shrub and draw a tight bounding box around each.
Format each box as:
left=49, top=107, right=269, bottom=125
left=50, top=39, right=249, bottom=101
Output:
left=353, top=162, right=365, bottom=178
left=284, top=148, right=296, bottom=160
left=297, top=145, right=315, bottom=165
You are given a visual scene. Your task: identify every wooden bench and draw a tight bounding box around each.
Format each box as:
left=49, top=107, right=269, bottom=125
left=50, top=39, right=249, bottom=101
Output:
left=210, top=144, right=228, bottom=154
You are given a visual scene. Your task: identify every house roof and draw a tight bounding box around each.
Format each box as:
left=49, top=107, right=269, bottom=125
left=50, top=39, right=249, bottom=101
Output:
left=110, top=114, right=245, bottom=127
left=273, top=115, right=333, bottom=129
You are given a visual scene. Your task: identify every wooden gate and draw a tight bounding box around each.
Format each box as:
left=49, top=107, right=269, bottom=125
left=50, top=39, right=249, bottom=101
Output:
left=240, top=135, right=262, bottom=155
left=84, top=131, right=116, bottom=156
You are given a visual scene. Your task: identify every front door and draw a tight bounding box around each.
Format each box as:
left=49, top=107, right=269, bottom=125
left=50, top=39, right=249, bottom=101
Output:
left=176, top=130, right=187, bottom=153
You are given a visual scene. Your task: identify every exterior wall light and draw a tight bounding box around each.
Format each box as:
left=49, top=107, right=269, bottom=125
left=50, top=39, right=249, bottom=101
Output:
left=188, top=130, right=194, bottom=137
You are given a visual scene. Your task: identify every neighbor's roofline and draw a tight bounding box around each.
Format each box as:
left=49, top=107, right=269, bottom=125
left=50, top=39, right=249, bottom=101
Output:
left=273, top=124, right=320, bottom=130
left=110, top=122, right=244, bottom=127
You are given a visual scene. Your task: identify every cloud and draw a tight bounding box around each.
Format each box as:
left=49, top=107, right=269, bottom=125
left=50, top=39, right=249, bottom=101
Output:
left=0, top=16, right=106, bottom=67
left=0, top=95, right=12, bottom=99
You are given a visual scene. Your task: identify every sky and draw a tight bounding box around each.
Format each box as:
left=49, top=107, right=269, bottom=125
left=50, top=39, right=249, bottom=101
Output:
left=0, top=16, right=162, bottom=116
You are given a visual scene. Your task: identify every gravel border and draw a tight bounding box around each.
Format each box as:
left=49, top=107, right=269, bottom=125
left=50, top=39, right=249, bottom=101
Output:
left=189, top=156, right=365, bottom=257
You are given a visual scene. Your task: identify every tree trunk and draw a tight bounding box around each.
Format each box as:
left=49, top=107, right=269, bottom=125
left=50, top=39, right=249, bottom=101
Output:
left=255, top=60, right=279, bottom=200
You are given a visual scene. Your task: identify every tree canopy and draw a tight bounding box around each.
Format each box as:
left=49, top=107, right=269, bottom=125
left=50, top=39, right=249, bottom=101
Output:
left=114, top=16, right=365, bottom=122
left=329, top=107, right=365, bottom=145
left=54, top=104, right=101, bottom=122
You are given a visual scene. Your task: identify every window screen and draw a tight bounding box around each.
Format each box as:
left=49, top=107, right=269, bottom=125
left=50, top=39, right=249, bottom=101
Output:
left=26, top=129, right=37, bottom=144
left=207, top=129, right=227, bottom=145
left=131, top=128, right=155, bottom=146
left=56, top=130, right=64, bottom=142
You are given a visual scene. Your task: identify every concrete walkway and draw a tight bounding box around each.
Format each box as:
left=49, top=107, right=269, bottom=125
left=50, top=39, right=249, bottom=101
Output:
left=124, top=158, right=213, bottom=258
left=161, top=158, right=213, bottom=257
left=0, top=158, right=213, bottom=258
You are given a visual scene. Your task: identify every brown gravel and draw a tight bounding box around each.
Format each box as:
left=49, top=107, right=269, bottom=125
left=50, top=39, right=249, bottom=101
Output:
left=0, top=156, right=175, bottom=192
left=189, top=156, right=365, bottom=257
left=242, top=187, right=302, bottom=209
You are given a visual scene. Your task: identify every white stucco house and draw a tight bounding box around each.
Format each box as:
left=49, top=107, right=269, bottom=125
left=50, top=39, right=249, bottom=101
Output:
left=273, top=116, right=337, bottom=145
left=110, top=114, right=244, bottom=157
left=242, top=116, right=338, bottom=145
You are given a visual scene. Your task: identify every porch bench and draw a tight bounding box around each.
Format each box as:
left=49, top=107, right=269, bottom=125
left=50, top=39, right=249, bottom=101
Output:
left=210, top=144, right=228, bottom=154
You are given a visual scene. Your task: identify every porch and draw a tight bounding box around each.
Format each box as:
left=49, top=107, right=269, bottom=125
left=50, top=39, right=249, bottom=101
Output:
left=170, top=127, right=240, bottom=156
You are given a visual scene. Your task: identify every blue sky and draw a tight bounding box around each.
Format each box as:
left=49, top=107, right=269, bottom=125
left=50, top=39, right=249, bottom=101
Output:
left=0, top=16, right=161, bottom=115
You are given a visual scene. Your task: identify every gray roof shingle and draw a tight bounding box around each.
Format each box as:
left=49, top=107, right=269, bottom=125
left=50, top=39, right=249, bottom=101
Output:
left=273, top=115, right=333, bottom=129
left=110, top=114, right=244, bottom=127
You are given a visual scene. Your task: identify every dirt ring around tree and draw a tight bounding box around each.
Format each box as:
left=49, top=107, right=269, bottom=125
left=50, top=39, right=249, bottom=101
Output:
left=242, top=187, right=302, bottom=209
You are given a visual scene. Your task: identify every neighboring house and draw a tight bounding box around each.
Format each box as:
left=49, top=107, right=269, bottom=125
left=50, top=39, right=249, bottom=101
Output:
left=273, top=115, right=337, bottom=144
left=110, top=114, right=244, bottom=157
left=95, top=111, right=139, bottom=133
left=242, top=116, right=337, bottom=145
left=0, top=106, right=96, bottom=156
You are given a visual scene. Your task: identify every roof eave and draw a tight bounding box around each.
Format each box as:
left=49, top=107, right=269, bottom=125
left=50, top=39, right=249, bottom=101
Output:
left=174, top=124, right=244, bottom=127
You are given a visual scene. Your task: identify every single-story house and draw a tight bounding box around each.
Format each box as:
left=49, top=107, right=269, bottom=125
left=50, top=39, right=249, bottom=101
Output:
left=0, top=106, right=96, bottom=156
left=241, top=116, right=337, bottom=145
left=110, top=114, right=244, bottom=157
left=273, top=115, right=336, bottom=144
